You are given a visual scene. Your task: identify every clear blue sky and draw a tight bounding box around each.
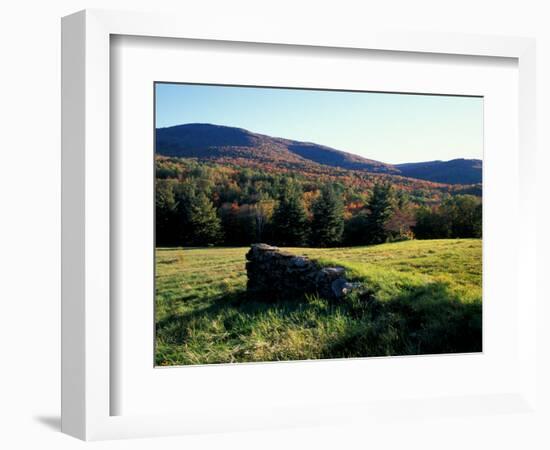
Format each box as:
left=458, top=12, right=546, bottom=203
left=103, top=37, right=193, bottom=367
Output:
left=155, top=83, right=483, bottom=164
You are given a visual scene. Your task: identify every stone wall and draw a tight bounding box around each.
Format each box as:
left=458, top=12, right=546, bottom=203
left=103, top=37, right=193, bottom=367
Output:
left=245, top=243, right=359, bottom=300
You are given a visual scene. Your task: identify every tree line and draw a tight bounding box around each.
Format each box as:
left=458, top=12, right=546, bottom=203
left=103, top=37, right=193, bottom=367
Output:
left=156, top=159, right=482, bottom=248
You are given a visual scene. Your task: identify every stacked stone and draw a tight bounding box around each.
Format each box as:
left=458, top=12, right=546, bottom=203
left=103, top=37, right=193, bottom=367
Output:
left=245, top=243, right=360, bottom=300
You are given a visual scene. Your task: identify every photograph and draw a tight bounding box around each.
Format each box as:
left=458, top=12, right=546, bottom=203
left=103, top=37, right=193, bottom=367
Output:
left=154, top=83, right=483, bottom=366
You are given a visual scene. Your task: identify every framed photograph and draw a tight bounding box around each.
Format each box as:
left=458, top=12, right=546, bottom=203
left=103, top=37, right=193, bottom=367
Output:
left=62, top=9, right=538, bottom=441
left=153, top=82, right=484, bottom=367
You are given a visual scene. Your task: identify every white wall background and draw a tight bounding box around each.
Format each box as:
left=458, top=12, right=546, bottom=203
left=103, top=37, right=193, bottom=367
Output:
left=0, top=1, right=548, bottom=449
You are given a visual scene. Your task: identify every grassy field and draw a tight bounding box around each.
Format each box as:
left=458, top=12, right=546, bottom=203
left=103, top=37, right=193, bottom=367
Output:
left=155, top=239, right=482, bottom=366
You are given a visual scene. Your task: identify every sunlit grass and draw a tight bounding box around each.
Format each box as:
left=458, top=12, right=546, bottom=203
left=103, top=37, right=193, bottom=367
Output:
left=155, top=239, right=482, bottom=365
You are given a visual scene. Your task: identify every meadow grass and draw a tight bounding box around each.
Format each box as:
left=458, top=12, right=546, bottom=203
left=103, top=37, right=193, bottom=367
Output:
left=155, top=239, right=482, bottom=365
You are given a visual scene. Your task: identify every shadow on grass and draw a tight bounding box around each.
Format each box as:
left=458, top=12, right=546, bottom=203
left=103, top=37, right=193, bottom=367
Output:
left=156, top=280, right=481, bottom=364
left=324, top=281, right=482, bottom=358
left=156, top=289, right=312, bottom=345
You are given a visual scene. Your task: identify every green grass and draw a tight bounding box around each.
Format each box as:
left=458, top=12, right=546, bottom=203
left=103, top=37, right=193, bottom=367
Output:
left=155, top=239, right=482, bottom=366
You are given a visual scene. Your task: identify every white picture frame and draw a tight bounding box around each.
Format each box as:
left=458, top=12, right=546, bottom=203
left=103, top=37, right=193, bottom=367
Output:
left=61, top=9, right=538, bottom=441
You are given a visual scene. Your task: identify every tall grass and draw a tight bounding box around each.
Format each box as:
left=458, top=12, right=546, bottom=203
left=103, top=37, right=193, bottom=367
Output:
left=155, top=239, right=482, bottom=365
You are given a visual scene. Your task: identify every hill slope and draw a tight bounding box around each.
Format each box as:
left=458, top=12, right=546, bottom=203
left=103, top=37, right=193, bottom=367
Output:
left=395, top=159, right=482, bottom=184
left=156, top=123, right=481, bottom=184
left=156, top=123, right=398, bottom=173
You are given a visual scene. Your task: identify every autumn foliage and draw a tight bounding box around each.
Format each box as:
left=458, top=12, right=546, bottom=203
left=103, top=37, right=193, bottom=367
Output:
left=156, top=156, right=482, bottom=248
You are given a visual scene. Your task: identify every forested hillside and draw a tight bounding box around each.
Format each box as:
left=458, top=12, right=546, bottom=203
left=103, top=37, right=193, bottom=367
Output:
left=156, top=157, right=482, bottom=248
left=156, top=123, right=482, bottom=185
left=156, top=123, right=398, bottom=174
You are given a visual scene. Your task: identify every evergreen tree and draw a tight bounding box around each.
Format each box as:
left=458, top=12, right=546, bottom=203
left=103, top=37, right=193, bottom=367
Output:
left=413, top=195, right=482, bottom=239
left=188, top=192, right=223, bottom=245
left=271, top=184, right=309, bottom=246
left=473, top=202, right=482, bottom=238
left=220, top=202, right=258, bottom=245
left=441, top=195, right=482, bottom=238
left=155, top=180, right=178, bottom=246
left=172, top=183, right=196, bottom=245
left=310, top=185, right=344, bottom=247
left=366, top=182, right=395, bottom=244
left=220, top=202, right=242, bottom=245
left=343, top=211, right=369, bottom=246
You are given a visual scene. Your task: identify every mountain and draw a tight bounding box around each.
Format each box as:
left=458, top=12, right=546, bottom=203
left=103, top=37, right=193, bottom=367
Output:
left=156, top=123, right=481, bottom=185
left=395, top=159, right=482, bottom=184
left=156, top=123, right=398, bottom=174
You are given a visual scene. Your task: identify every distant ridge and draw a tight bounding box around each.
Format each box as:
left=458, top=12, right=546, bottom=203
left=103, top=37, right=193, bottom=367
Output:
left=156, top=123, right=482, bottom=185
left=395, top=159, right=482, bottom=184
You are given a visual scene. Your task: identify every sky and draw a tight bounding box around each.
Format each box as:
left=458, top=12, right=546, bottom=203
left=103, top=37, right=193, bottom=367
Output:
left=155, top=83, right=483, bottom=164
